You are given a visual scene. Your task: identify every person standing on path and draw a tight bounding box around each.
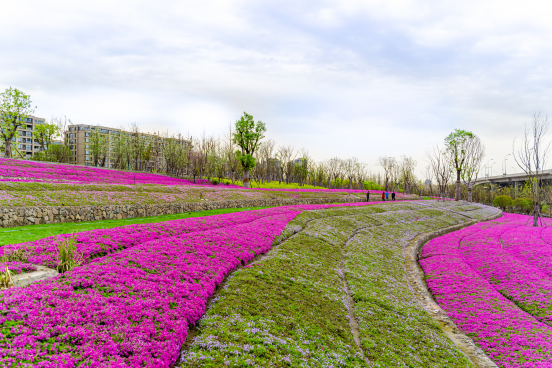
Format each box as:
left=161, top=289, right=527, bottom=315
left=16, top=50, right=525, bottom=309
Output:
left=392, top=192, right=396, bottom=201
left=381, top=192, right=385, bottom=201
left=366, top=191, right=370, bottom=202
left=385, top=192, right=389, bottom=201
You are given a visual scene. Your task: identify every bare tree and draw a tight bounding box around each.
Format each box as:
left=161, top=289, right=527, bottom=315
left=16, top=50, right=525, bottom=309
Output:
left=423, top=165, right=434, bottom=197
left=50, top=115, right=72, bottom=147
left=223, top=124, right=241, bottom=184
left=426, top=145, right=451, bottom=201
left=461, top=136, right=485, bottom=202
left=344, top=158, right=358, bottom=189
left=378, top=156, right=393, bottom=191
left=390, top=157, right=400, bottom=192
left=325, top=157, right=341, bottom=188
left=276, top=145, right=296, bottom=184
left=355, top=161, right=368, bottom=190
left=513, top=113, right=551, bottom=226
left=399, top=156, right=417, bottom=194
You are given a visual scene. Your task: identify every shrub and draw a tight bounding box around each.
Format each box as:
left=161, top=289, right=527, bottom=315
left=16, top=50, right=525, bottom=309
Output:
left=493, top=195, right=513, bottom=210
left=0, top=265, right=14, bottom=289
left=210, top=178, right=219, bottom=185
left=56, top=236, right=83, bottom=273
left=32, top=145, right=73, bottom=163
left=512, top=197, right=533, bottom=214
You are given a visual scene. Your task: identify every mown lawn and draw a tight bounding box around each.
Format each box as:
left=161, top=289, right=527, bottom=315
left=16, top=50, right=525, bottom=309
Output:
left=0, top=207, right=271, bottom=245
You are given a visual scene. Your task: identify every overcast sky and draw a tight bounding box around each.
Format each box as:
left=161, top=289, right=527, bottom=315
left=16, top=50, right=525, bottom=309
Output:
left=3, top=0, right=552, bottom=177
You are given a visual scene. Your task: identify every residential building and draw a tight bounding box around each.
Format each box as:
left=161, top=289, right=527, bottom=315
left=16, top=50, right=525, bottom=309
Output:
left=291, top=158, right=307, bottom=167
left=66, top=124, right=191, bottom=168
left=0, top=115, right=47, bottom=158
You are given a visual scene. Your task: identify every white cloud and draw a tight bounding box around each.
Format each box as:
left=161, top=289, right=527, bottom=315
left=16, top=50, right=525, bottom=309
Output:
left=2, top=0, right=552, bottom=176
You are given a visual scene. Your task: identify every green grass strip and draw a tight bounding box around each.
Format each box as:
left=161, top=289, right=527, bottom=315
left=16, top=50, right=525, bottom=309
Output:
left=0, top=207, right=271, bottom=245
left=180, top=202, right=479, bottom=367
left=180, top=234, right=367, bottom=367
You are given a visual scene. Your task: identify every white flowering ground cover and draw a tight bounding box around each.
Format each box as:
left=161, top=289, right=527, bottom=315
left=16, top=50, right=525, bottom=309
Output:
left=180, top=201, right=498, bottom=367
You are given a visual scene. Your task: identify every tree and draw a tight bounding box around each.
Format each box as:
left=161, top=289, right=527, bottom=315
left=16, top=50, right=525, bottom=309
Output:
left=47, top=144, right=72, bottom=163
left=389, top=157, right=400, bottom=192
left=50, top=115, right=72, bottom=146
left=232, top=112, right=266, bottom=188
left=111, top=129, right=130, bottom=170
left=33, top=144, right=72, bottom=163
left=460, top=136, right=485, bottom=202
left=378, top=157, right=393, bottom=191
left=164, top=133, right=189, bottom=177
left=423, top=165, right=434, bottom=197
left=223, top=124, right=241, bottom=184
left=444, top=129, right=480, bottom=201
left=34, top=122, right=58, bottom=151
left=0, top=87, right=35, bottom=158
left=426, top=145, right=451, bottom=201
left=90, top=126, right=109, bottom=167
left=513, top=113, right=551, bottom=226
left=399, top=156, right=417, bottom=194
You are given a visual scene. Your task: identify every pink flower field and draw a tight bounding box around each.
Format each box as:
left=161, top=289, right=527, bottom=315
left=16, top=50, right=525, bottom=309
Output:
left=0, top=158, right=226, bottom=187
left=421, top=213, right=552, bottom=367
left=0, top=202, right=383, bottom=367
left=0, top=158, right=411, bottom=207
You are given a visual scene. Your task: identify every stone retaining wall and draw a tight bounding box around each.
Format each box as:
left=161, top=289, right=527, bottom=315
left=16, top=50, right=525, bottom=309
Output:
left=0, top=197, right=389, bottom=228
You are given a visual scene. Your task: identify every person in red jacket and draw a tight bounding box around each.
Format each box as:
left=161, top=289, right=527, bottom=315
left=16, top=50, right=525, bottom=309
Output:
left=381, top=192, right=385, bottom=201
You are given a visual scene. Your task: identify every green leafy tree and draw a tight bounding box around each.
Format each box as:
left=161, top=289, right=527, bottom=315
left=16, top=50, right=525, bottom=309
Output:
left=0, top=87, right=35, bottom=158
left=90, top=126, right=109, bottom=167
left=48, top=144, right=72, bottom=163
left=34, top=122, right=59, bottom=151
left=32, top=144, right=72, bottom=163
left=110, top=130, right=130, bottom=169
left=493, top=195, right=512, bottom=210
left=444, top=129, right=479, bottom=201
left=232, top=112, right=266, bottom=188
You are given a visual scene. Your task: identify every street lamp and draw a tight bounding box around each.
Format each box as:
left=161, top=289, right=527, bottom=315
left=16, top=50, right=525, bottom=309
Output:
left=503, top=154, right=511, bottom=175
left=485, top=159, right=494, bottom=177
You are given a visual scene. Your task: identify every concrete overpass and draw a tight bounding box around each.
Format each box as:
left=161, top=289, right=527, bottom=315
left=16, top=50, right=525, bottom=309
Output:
left=475, top=169, right=552, bottom=186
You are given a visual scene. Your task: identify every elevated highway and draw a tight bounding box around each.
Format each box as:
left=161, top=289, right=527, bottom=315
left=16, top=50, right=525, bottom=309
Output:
left=475, top=170, right=552, bottom=186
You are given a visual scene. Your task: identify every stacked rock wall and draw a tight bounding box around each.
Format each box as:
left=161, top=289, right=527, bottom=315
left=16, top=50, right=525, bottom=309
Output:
left=0, top=197, right=383, bottom=228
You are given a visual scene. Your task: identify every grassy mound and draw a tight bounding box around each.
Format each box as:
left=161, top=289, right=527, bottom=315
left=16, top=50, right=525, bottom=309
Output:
left=180, top=202, right=496, bottom=367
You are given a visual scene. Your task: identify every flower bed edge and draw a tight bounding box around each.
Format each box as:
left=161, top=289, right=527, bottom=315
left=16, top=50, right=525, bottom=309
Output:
left=404, top=206, right=503, bottom=368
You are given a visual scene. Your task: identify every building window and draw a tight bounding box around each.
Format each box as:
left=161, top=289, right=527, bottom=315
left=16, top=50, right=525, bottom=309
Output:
left=85, top=150, right=90, bottom=155
left=85, top=132, right=90, bottom=137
